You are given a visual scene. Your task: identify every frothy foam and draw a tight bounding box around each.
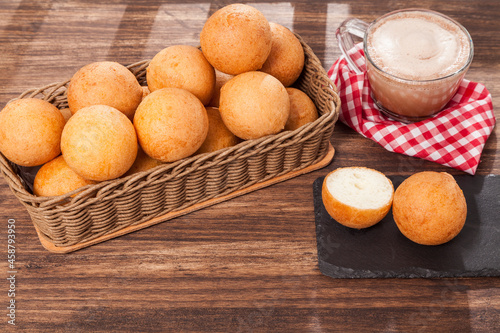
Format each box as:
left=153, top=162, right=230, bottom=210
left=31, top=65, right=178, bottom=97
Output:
left=366, top=11, right=471, bottom=81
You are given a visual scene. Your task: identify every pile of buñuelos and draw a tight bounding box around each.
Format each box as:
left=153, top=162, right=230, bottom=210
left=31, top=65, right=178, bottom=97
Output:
left=0, top=4, right=319, bottom=197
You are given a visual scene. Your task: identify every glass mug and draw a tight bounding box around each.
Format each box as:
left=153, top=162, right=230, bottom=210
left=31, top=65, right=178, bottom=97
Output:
left=336, top=8, right=474, bottom=122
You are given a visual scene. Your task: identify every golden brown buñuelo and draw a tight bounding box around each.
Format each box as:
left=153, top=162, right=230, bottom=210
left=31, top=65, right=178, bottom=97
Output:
left=392, top=171, right=467, bottom=245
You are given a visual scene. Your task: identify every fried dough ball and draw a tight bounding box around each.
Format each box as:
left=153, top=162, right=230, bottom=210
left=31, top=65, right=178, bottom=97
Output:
left=322, top=167, right=394, bottom=229
left=61, top=105, right=138, bottom=181
left=392, top=171, right=467, bottom=245
left=219, top=71, right=290, bottom=140
left=147, top=45, right=215, bottom=105
left=285, top=88, right=319, bottom=131
left=33, top=155, right=96, bottom=197
left=196, top=107, right=241, bottom=154
left=200, top=4, right=272, bottom=75
left=67, top=61, right=143, bottom=119
left=208, top=69, right=233, bottom=107
left=124, top=147, right=163, bottom=176
left=0, top=98, right=65, bottom=167
left=134, top=88, right=209, bottom=162
left=260, top=22, right=305, bottom=87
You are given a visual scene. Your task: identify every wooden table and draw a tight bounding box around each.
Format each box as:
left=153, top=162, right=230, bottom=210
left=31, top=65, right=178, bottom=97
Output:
left=1, top=0, right=499, bottom=331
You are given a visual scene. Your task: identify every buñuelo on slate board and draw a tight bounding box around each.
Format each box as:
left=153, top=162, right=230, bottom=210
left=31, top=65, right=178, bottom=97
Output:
left=313, top=174, right=500, bottom=279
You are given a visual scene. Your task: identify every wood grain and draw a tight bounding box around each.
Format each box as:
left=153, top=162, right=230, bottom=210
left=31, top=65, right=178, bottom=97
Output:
left=1, top=0, right=499, bottom=332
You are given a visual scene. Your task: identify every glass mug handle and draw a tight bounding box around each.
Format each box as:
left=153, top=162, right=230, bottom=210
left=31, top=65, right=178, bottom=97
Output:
left=336, top=18, right=370, bottom=74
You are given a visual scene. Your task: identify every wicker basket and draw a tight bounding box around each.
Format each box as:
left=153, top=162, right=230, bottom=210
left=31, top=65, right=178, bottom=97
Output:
left=0, top=34, right=340, bottom=252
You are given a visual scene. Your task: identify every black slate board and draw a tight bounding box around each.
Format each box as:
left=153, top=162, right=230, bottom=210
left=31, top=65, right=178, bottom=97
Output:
left=313, top=174, right=500, bottom=278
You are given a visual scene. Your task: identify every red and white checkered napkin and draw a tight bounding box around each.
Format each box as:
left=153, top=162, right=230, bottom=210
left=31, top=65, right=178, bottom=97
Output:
left=328, top=43, right=496, bottom=175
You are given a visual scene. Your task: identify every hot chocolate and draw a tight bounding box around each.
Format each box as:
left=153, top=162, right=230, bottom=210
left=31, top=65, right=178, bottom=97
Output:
left=366, top=10, right=471, bottom=81
left=361, top=9, right=473, bottom=121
